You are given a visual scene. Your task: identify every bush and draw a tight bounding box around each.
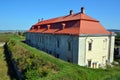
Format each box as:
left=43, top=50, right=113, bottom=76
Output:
left=25, top=69, right=39, bottom=80
left=7, top=38, right=60, bottom=79
left=38, top=67, right=49, bottom=77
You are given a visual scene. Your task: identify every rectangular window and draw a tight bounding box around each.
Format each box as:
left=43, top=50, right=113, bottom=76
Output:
left=68, top=42, right=71, bottom=51
left=103, top=40, right=107, bottom=49
left=40, top=36, right=41, bottom=43
left=92, top=63, right=97, bottom=68
left=67, top=59, right=70, bottom=62
left=49, top=51, right=52, bottom=54
left=56, top=54, right=59, bottom=58
left=88, top=60, right=91, bottom=67
left=88, top=43, right=92, bottom=51
left=57, top=40, right=59, bottom=48
left=42, top=36, right=44, bottom=43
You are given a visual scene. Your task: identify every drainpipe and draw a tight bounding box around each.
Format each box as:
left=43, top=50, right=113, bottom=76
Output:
left=108, top=33, right=112, bottom=64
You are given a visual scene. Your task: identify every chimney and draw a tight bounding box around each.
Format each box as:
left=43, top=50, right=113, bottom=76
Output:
left=70, top=10, right=73, bottom=15
left=81, top=7, right=85, bottom=13
left=41, top=18, right=44, bottom=21
left=38, top=19, right=40, bottom=22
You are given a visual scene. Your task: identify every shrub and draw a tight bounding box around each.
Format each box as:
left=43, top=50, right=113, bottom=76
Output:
left=25, top=69, right=39, bottom=80
left=38, top=67, right=49, bottom=77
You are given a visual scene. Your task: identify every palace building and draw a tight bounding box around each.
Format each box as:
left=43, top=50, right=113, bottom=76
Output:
left=26, top=7, right=115, bottom=68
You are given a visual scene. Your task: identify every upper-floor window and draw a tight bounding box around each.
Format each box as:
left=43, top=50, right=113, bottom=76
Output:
left=88, top=39, right=93, bottom=51
left=57, top=39, right=59, bottom=48
left=88, top=42, right=92, bottom=51
left=68, top=42, right=71, bottom=51
left=103, top=39, right=107, bottom=49
left=42, top=36, right=44, bottom=43
left=39, top=36, right=41, bottom=43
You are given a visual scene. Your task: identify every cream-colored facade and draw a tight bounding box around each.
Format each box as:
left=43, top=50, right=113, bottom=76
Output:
left=78, top=35, right=115, bottom=68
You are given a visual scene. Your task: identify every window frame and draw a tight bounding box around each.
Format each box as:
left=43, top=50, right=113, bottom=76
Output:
left=68, top=41, right=71, bottom=51
left=88, top=60, right=92, bottom=67
left=88, top=42, right=92, bottom=51
left=57, top=39, right=59, bottom=48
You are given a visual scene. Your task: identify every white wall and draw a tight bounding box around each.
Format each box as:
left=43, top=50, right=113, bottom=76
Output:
left=78, top=36, right=111, bottom=68
left=78, top=37, right=86, bottom=66
left=108, top=36, right=115, bottom=63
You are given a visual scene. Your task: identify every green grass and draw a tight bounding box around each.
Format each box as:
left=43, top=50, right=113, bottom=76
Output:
left=0, top=33, right=15, bottom=42
left=0, top=47, right=10, bottom=80
left=6, top=34, right=120, bottom=80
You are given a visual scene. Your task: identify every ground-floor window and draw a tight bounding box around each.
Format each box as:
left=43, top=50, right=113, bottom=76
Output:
left=88, top=60, right=91, bottom=67
left=49, top=51, right=52, bottom=54
left=67, top=59, right=70, bottom=62
left=92, top=62, right=97, bottom=68
left=56, top=54, right=59, bottom=58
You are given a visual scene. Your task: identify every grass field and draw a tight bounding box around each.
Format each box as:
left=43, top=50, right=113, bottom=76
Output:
left=0, top=33, right=120, bottom=80
left=0, top=33, right=13, bottom=42
left=6, top=34, right=120, bottom=80
left=0, top=47, right=10, bottom=80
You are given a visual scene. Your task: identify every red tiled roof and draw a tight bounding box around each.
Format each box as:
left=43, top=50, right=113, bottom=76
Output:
left=79, top=20, right=110, bottom=35
left=33, top=13, right=98, bottom=26
left=28, top=10, right=111, bottom=36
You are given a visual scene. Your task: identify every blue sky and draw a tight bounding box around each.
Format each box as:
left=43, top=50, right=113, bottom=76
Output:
left=0, top=0, right=120, bottom=30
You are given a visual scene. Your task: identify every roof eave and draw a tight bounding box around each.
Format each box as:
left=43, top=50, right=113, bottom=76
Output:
left=79, top=34, right=116, bottom=37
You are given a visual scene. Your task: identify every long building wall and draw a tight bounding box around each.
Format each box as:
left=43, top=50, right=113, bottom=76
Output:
left=26, top=32, right=115, bottom=68
left=26, top=32, right=79, bottom=64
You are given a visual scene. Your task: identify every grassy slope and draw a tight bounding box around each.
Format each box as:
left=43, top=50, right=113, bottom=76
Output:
left=7, top=35, right=120, bottom=80
left=0, top=47, right=10, bottom=80
left=0, top=33, right=12, bottom=80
